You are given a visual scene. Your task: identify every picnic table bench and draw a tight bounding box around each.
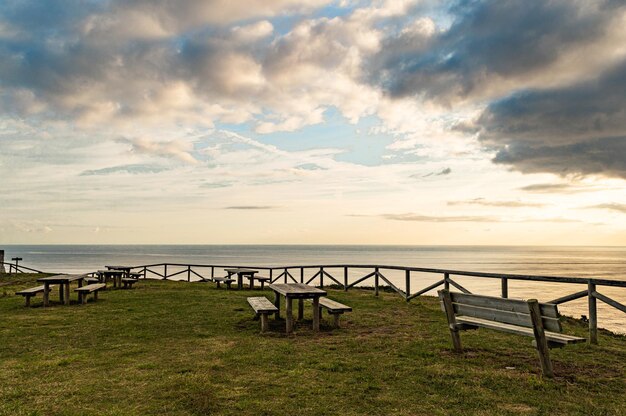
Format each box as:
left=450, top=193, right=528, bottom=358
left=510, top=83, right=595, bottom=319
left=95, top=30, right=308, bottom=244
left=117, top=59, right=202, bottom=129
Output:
left=16, top=285, right=55, bottom=307
left=212, top=276, right=235, bottom=289
left=75, top=283, right=106, bottom=304
left=317, top=297, right=352, bottom=328
left=247, top=297, right=278, bottom=332
left=439, top=290, right=586, bottom=378
left=121, top=278, right=138, bottom=289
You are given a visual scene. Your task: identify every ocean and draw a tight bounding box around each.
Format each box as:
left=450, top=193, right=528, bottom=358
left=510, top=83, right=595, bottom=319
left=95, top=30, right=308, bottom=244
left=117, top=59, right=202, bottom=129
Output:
left=2, top=245, right=625, bottom=333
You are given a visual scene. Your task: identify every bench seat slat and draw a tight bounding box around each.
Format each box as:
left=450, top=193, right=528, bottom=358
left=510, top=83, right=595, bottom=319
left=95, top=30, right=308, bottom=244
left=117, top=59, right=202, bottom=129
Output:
left=456, top=316, right=585, bottom=344
left=75, top=283, right=106, bottom=293
left=16, top=285, right=52, bottom=295
left=318, top=298, right=352, bottom=313
left=247, top=297, right=278, bottom=313
left=453, top=303, right=562, bottom=333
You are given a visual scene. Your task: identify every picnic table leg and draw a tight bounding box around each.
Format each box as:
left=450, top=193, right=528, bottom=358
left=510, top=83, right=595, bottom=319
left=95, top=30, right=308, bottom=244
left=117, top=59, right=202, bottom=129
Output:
left=286, top=297, right=294, bottom=334
left=43, top=282, right=50, bottom=307
left=274, top=291, right=281, bottom=320
left=78, top=278, right=83, bottom=288
left=250, top=275, right=254, bottom=289
left=59, top=284, right=65, bottom=304
left=298, top=299, right=304, bottom=320
left=312, top=296, right=320, bottom=332
left=238, top=273, right=243, bottom=290
left=64, top=283, right=70, bottom=305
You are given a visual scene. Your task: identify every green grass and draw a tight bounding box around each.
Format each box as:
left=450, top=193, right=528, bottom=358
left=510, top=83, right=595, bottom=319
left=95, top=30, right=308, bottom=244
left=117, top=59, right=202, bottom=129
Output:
left=0, top=273, right=625, bottom=416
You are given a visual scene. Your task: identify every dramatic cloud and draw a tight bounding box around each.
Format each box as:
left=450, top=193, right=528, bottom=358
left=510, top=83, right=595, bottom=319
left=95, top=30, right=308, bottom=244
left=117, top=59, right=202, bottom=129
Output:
left=478, top=60, right=626, bottom=179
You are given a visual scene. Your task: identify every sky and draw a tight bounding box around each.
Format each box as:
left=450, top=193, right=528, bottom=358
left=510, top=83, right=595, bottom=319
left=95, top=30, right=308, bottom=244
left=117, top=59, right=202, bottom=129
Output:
left=0, top=0, right=625, bottom=245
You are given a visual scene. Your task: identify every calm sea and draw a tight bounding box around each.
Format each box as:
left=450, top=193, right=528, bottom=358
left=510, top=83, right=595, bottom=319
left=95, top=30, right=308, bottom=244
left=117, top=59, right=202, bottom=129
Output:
left=2, top=245, right=625, bottom=333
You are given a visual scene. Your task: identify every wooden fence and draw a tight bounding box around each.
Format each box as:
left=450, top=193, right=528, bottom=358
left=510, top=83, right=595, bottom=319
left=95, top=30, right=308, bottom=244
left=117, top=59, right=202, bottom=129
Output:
left=128, top=262, right=626, bottom=345
left=0, top=261, right=44, bottom=274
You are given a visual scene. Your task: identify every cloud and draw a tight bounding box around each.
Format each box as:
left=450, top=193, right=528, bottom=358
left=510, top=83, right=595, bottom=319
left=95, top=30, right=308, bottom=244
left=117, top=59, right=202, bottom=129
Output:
left=80, top=164, right=170, bottom=176
left=382, top=213, right=495, bottom=222
left=419, top=167, right=451, bottom=177
left=447, top=198, right=544, bottom=208
left=369, top=0, right=626, bottom=103
left=585, top=203, right=626, bottom=213
left=117, top=137, right=198, bottom=164
left=225, top=206, right=277, bottom=210
left=519, top=183, right=580, bottom=193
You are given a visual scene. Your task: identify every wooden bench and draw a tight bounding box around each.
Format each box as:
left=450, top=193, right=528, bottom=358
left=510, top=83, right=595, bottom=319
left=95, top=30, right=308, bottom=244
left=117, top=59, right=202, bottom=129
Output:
left=75, top=283, right=106, bottom=304
left=317, top=297, right=352, bottom=328
left=128, top=272, right=143, bottom=279
left=251, top=276, right=271, bottom=290
left=121, top=278, right=138, bottom=289
left=85, top=277, right=100, bottom=284
left=16, top=285, right=55, bottom=307
left=212, top=276, right=235, bottom=289
left=438, top=290, right=586, bottom=378
left=247, top=297, right=278, bottom=332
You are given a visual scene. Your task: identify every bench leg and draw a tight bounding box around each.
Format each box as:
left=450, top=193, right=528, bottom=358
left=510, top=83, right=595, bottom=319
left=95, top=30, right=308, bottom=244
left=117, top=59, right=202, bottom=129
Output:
left=332, top=313, right=341, bottom=328
left=78, top=292, right=84, bottom=305
left=260, top=313, right=269, bottom=332
left=94, top=291, right=99, bottom=302
left=528, top=299, right=554, bottom=378
left=226, top=282, right=232, bottom=290
left=440, top=290, right=463, bottom=352
left=216, top=281, right=221, bottom=288
left=25, top=295, right=31, bottom=307
left=260, top=280, right=265, bottom=290
left=59, top=285, right=64, bottom=304
left=274, top=291, right=281, bottom=320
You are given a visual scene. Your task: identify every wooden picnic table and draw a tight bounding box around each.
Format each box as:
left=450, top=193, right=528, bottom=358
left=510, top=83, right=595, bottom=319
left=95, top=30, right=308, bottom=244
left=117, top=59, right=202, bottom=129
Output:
left=269, top=283, right=327, bottom=334
left=98, top=269, right=125, bottom=288
left=105, top=265, right=132, bottom=277
left=37, top=274, right=87, bottom=307
left=224, top=268, right=259, bottom=290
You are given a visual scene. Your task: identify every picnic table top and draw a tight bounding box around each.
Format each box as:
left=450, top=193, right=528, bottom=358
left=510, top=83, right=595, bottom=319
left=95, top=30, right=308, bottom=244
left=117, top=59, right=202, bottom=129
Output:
left=269, top=283, right=326, bottom=297
left=37, top=274, right=88, bottom=283
left=105, top=265, right=132, bottom=270
left=98, top=269, right=125, bottom=274
left=224, top=268, right=258, bottom=274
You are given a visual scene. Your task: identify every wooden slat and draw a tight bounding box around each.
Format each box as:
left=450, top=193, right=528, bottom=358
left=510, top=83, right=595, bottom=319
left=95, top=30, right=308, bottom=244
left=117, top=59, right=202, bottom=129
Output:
left=247, top=297, right=278, bottom=313
left=16, top=285, right=51, bottom=295
left=456, top=316, right=584, bottom=344
left=75, top=283, right=106, bottom=293
left=452, top=303, right=562, bottom=332
left=450, top=292, right=559, bottom=318
left=318, top=297, right=352, bottom=312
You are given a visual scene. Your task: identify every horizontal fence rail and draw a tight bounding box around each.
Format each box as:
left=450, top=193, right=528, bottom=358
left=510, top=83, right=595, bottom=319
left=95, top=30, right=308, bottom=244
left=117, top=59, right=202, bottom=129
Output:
left=0, top=261, right=44, bottom=274
left=3, top=259, right=624, bottom=344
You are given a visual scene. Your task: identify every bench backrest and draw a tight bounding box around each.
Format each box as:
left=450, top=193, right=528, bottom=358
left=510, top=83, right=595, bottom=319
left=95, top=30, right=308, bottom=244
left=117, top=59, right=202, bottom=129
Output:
left=445, top=292, right=562, bottom=333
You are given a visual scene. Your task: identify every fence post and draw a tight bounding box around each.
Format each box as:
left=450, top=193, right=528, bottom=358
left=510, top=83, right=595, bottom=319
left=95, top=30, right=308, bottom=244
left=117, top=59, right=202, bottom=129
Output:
left=211, top=266, right=215, bottom=280
left=344, top=267, right=348, bottom=291
left=284, top=268, right=288, bottom=283
left=501, top=277, right=508, bottom=298
left=187, top=266, right=191, bottom=282
left=375, top=267, right=379, bottom=296
left=0, top=250, right=5, bottom=274
left=301, top=267, right=304, bottom=283
left=444, top=272, right=450, bottom=291
left=164, top=264, right=168, bottom=280
left=588, top=281, right=598, bottom=344
left=320, top=267, right=324, bottom=288
left=269, top=269, right=273, bottom=283
left=405, top=270, right=410, bottom=302
left=143, top=266, right=147, bottom=279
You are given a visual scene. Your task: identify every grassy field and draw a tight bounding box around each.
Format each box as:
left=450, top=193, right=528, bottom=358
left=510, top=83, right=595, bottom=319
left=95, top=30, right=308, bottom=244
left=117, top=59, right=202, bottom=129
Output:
left=0, top=273, right=625, bottom=416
